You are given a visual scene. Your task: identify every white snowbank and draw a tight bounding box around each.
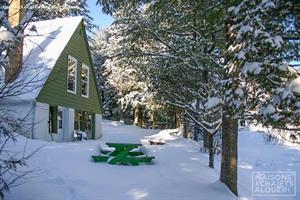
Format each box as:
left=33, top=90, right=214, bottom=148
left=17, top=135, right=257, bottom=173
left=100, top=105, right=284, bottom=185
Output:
left=5, top=120, right=300, bottom=200
left=145, top=128, right=181, bottom=144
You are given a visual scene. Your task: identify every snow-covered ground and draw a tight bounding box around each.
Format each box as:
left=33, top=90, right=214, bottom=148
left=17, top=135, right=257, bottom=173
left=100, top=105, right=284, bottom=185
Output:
left=5, top=120, right=300, bottom=200
left=236, top=129, right=300, bottom=200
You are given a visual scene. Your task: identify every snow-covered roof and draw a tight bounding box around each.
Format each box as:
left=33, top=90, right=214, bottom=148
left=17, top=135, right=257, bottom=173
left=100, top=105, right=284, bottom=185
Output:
left=12, top=16, right=83, bottom=101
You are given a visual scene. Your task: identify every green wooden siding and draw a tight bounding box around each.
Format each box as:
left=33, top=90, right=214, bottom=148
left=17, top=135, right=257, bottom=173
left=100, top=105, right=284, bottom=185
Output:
left=37, top=21, right=102, bottom=114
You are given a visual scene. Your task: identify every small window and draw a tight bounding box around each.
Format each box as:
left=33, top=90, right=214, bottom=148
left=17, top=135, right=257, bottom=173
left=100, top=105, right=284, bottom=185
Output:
left=67, top=56, right=77, bottom=94
left=81, top=64, right=89, bottom=98
left=49, top=106, right=58, bottom=134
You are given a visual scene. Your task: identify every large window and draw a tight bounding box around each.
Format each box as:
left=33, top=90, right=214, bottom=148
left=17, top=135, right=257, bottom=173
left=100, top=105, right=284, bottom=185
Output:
left=81, top=64, right=89, bottom=98
left=67, top=56, right=77, bottom=93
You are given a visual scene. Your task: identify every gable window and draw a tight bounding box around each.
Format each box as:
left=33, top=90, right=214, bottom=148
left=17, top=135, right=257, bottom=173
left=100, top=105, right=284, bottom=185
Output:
left=67, top=56, right=77, bottom=94
left=81, top=63, right=89, bottom=98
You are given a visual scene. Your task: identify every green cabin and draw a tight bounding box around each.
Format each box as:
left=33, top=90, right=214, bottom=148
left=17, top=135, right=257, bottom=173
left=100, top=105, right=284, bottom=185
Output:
left=6, top=16, right=103, bottom=142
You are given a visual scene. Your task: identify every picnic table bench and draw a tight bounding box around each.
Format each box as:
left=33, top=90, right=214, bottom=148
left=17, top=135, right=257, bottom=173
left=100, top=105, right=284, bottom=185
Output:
left=92, top=143, right=155, bottom=165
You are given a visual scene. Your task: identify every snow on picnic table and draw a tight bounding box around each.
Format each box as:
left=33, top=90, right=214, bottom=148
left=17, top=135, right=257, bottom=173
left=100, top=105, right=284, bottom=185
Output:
left=5, top=120, right=300, bottom=200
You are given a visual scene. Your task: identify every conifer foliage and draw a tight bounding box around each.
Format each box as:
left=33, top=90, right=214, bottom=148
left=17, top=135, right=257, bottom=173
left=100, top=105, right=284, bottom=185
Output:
left=95, top=0, right=300, bottom=195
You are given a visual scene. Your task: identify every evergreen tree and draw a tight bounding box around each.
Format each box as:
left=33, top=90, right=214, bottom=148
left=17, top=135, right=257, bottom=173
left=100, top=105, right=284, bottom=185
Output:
left=95, top=0, right=226, bottom=167
left=226, top=0, right=300, bottom=129
left=92, top=11, right=159, bottom=122
left=221, top=0, right=300, bottom=194
left=95, top=0, right=300, bottom=195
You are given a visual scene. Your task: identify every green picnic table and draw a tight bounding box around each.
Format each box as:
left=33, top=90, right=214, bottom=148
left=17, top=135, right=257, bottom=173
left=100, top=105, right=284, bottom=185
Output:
left=92, top=142, right=155, bottom=165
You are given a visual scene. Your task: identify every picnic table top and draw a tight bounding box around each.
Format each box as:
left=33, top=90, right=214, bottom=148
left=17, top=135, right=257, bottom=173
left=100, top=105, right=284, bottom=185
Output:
left=106, top=143, right=142, bottom=149
left=93, top=143, right=154, bottom=165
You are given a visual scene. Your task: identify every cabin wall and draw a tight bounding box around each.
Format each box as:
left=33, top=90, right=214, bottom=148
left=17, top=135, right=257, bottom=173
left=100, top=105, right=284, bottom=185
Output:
left=33, top=103, right=76, bottom=142
left=2, top=101, right=34, bottom=138
left=32, top=102, right=51, bottom=141
left=95, top=114, right=102, bottom=139
left=4, top=100, right=101, bottom=142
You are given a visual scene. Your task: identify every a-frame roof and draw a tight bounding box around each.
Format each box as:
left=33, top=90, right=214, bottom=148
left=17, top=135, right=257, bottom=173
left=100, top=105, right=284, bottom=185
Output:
left=13, top=16, right=83, bottom=101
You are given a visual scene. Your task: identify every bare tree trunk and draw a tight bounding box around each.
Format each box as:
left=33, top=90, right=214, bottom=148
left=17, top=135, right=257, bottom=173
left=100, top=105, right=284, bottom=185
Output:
left=193, top=100, right=200, bottom=141
left=203, top=130, right=210, bottom=149
left=194, top=122, right=199, bottom=141
left=208, top=133, right=214, bottom=168
left=133, top=105, right=142, bottom=126
left=175, top=108, right=181, bottom=128
left=119, top=110, right=125, bottom=123
left=180, top=113, right=189, bottom=138
left=220, top=109, right=238, bottom=196
left=109, top=106, right=113, bottom=118
left=150, top=110, right=155, bottom=129
left=170, top=107, right=175, bottom=128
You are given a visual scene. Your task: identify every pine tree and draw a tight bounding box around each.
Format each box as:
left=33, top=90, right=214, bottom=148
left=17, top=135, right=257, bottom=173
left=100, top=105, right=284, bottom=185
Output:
left=226, top=0, right=300, bottom=129
left=221, top=0, right=300, bottom=194
left=92, top=11, right=159, bottom=121
left=95, top=0, right=300, bottom=196
left=95, top=0, right=226, bottom=166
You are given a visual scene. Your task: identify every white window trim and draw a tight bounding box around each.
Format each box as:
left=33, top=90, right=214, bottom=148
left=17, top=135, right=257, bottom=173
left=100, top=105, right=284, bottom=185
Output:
left=67, top=55, right=77, bottom=94
left=81, top=63, right=89, bottom=98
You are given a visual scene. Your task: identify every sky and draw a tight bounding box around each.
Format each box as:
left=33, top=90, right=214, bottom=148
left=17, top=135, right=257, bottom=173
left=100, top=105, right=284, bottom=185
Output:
left=87, top=0, right=114, bottom=30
